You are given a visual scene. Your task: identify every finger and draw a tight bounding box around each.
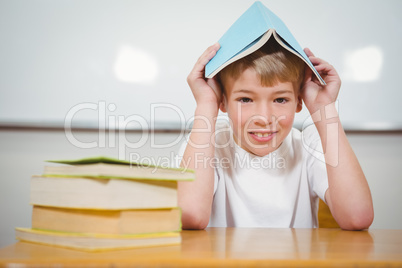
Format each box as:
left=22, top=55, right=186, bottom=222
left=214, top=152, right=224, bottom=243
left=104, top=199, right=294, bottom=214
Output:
left=304, top=63, right=327, bottom=90
left=314, top=62, right=338, bottom=77
left=304, top=47, right=315, bottom=57
left=308, top=56, right=329, bottom=66
left=195, top=43, right=220, bottom=70
left=189, top=43, right=220, bottom=79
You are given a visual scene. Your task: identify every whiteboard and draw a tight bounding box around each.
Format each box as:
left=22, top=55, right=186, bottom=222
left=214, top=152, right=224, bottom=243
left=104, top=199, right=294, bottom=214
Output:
left=1, top=0, right=401, bottom=130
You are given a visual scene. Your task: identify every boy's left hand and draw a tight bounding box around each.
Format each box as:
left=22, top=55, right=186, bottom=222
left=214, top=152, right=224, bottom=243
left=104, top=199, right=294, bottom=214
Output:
left=301, top=48, right=342, bottom=113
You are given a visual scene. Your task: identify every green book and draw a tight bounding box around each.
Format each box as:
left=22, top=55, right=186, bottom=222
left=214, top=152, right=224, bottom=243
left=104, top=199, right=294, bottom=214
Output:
left=45, top=155, right=194, bottom=181
left=205, top=1, right=325, bottom=85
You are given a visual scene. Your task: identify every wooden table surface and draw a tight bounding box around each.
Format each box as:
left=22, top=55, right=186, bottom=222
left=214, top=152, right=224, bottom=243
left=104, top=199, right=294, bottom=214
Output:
left=1, top=228, right=401, bottom=267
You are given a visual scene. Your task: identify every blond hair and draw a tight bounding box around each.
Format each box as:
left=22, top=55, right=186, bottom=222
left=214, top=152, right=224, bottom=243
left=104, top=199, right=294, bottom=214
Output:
left=218, top=39, right=305, bottom=93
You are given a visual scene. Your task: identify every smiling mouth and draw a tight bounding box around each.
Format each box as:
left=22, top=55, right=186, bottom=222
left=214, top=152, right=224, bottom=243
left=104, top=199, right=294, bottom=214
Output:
left=249, top=131, right=277, bottom=137
left=248, top=131, right=279, bottom=143
left=249, top=132, right=272, bottom=138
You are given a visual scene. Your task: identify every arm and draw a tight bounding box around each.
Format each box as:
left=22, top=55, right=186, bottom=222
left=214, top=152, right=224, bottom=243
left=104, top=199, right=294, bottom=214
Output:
left=302, top=48, right=374, bottom=230
left=178, top=43, right=221, bottom=229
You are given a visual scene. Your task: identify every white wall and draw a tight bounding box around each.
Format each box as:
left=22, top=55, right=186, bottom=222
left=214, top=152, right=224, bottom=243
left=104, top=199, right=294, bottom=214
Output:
left=1, top=0, right=402, bottom=130
left=0, top=129, right=401, bottom=247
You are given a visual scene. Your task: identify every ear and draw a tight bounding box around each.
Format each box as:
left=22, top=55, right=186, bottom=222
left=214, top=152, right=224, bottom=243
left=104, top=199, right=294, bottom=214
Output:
left=296, top=94, right=303, bottom=113
left=219, top=94, right=227, bottom=113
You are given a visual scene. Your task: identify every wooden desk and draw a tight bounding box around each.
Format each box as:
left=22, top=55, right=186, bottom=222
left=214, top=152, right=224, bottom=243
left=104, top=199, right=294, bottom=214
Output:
left=1, top=228, right=401, bottom=267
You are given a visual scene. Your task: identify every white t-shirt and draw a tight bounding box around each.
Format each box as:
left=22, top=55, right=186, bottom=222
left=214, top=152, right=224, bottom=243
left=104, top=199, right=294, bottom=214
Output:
left=179, top=120, right=329, bottom=228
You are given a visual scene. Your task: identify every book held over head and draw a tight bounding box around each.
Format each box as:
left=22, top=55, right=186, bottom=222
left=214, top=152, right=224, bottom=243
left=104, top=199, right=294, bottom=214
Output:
left=205, top=1, right=325, bottom=85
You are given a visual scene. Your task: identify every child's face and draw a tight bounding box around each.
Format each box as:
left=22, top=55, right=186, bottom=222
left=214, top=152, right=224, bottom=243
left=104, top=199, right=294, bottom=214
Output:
left=220, top=68, right=302, bottom=157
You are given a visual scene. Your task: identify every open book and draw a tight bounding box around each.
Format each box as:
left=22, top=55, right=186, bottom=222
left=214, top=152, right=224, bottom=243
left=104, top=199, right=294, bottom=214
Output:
left=205, top=1, right=326, bottom=85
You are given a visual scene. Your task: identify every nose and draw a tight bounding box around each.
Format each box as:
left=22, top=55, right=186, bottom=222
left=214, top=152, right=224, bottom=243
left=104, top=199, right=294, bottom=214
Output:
left=253, top=103, right=273, bottom=126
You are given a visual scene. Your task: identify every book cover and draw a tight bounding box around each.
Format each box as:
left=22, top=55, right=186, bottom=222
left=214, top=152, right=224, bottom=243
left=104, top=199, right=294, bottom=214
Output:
left=44, top=156, right=195, bottom=181
left=205, top=1, right=325, bottom=85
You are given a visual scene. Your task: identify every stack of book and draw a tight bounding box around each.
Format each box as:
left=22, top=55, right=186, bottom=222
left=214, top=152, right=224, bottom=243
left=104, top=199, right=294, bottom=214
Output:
left=16, top=156, right=194, bottom=251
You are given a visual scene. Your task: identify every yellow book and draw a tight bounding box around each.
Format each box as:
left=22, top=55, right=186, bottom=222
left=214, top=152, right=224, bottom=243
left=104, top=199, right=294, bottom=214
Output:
left=32, top=206, right=182, bottom=235
left=15, top=228, right=181, bottom=252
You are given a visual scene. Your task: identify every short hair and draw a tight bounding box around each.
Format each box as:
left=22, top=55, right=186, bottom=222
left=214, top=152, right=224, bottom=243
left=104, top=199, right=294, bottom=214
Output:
left=217, top=39, right=305, bottom=93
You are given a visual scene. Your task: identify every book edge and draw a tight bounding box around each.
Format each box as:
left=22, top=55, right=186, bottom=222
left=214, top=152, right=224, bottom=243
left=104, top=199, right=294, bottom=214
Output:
left=30, top=204, right=181, bottom=212
left=15, top=227, right=180, bottom=239
left=38, top=174, right=194, bottom=181
left=15, top=228, right=181, bottom=252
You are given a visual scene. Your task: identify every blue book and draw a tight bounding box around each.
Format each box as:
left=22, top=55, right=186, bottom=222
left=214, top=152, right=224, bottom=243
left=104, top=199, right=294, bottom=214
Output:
left=205, top=1, right=325, bottom=85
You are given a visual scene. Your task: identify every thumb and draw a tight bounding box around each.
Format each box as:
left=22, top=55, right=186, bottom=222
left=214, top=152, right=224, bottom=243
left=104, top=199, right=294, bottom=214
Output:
left=301, top=65, right=313, bottom=93
left=207, top=77, right=223, bottom=103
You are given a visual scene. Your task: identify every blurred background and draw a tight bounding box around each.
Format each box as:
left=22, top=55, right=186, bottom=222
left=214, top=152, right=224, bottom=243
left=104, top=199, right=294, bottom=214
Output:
left=1, top=0, right=401, bottom=247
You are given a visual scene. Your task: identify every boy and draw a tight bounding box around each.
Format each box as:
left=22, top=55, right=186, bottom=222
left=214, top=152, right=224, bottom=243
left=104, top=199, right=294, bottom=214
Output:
left=178, top=39, right=374, bottom=230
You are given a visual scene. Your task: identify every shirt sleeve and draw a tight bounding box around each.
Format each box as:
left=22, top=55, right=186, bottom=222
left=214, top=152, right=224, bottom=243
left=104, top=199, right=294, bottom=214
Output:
left=213, top=161, right=220, bottom=195
left=175, top=134, right=190, bottom=169
left=302, top=125, right=329, bottom=203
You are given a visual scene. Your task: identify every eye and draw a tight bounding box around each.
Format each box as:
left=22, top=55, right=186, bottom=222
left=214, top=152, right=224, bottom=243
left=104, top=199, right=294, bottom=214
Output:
left=238, top=97, right=252, bottom=103
left=274, top=98, right=288, bottom=104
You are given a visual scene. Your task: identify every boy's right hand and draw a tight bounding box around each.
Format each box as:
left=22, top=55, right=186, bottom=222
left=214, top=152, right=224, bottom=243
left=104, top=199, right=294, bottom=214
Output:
left=187, top=43, right=222, bottom=110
